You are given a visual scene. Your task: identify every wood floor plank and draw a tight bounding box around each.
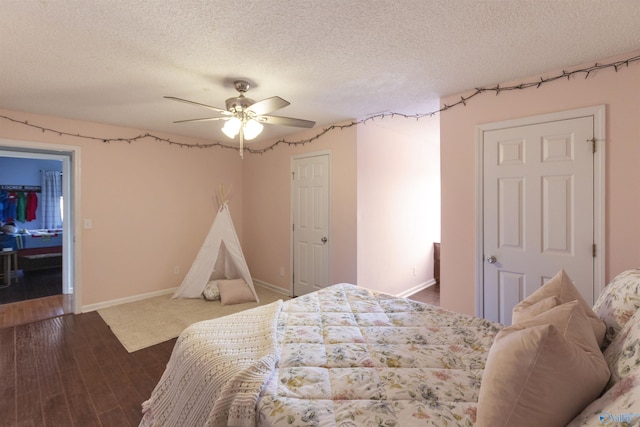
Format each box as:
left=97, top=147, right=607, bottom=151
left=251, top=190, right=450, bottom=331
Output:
left=100, top=358, right=147, bottom=425
left=16, top=389, right=45, bottom=427
left=0, top=326, right=16, bottom=427
left=15, top=325, right=39, bottom=398
left=0, top=327, right=15, bottom=389
left=36, top=370, right=64, bottom=401
left=99, top=406, right=131, bottom=427
left=41, top=393, right=71, bottom=427
left=80, top=365, right=120, bottom=415
left=0, top=384, right=17, bottom=427
left=59, top=365, right=102, bottom=426
left=72, top=343, right=100, bottom=373
left=408, top=284, right=440, bottom=306
left=112, top=382, right=146, bottom=426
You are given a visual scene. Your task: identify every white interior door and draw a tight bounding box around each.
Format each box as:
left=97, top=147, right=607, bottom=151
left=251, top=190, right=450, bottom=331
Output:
left=482, top=115, right=596, bottom=324
left=292, top=153, right=331, bottom=296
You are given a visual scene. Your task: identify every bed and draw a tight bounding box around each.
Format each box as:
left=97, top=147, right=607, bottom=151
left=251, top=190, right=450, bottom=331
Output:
left=140, top=270, right=640, bottom=427
left=0, top=229, right=63, bottom=271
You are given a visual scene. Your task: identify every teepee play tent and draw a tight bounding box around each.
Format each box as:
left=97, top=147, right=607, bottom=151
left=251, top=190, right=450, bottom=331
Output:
left=172, top=186, right=258, bottom=302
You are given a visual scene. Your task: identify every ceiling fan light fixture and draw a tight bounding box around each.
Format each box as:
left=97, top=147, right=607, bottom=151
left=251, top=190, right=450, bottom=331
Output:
left=243, top=119, right=264, bottom=140
left=167, top=78, right=315, bottom=157
left=222, top=117, right=241, bottom=138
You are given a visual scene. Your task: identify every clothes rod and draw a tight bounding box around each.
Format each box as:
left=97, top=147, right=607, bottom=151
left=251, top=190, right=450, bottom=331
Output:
left=0, top=185, right=42, bottom=193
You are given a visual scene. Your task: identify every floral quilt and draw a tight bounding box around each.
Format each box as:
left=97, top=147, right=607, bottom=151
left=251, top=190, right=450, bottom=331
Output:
left=256, top=284, right=502, bottom=427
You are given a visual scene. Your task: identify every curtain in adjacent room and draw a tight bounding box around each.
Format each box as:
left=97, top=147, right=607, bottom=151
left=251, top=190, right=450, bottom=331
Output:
left=41, top=170, right=62, bottom=229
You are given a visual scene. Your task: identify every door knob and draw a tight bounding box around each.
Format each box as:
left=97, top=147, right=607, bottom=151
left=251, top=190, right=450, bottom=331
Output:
left=321, top=237, right=328, bottom=244
left=486, top=255, right=497, bottom=264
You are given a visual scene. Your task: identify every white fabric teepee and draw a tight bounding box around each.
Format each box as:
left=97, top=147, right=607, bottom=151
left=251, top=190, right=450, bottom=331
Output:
left=172, top=201, right=258, bottom=301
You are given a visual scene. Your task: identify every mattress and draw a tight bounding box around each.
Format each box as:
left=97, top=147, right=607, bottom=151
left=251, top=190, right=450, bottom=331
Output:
left=141, top=284, right=502, bottom=426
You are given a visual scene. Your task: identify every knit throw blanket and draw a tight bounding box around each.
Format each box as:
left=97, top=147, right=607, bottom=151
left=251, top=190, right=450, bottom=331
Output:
left=140, top=300, right=283, bottom=427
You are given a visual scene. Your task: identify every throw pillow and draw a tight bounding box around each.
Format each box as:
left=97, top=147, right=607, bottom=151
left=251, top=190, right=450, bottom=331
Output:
left=593, top=269, right=640, bottom=347
left=477, top=300, right=610, bottom=427
left=511, top=295, right=562, bottom=324
left=218, top=279, right=257, bottom=305
left=603, top=308, right=640, bottom=388
left=511, top=269, right=606, bottom=345
left=203, top=280, right=221, bottom=301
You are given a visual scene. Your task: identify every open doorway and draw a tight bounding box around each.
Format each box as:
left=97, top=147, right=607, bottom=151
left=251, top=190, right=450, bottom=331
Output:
left=0, top=142, right=77, bottom=325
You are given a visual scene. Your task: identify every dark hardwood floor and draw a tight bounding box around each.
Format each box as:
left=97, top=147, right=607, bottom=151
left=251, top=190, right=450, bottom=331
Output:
left=408, top=283, right=440, bottom=306
left=0, top=267, right=72, bottom=329
left=1, top=311, right=176, bottom=427
left=0, top=283, right=439, bottom=427
left=0, top=268, right=63, bottom=305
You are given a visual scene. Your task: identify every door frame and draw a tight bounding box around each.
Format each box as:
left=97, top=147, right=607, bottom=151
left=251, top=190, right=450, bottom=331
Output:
left=474, top=105, right=606, bottom=317
left=290, top=150, right=332, bottom=296
left=0, top=138, right=82, bottom=314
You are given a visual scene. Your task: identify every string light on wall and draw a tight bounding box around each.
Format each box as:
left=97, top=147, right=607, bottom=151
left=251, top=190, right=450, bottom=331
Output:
left=1, top=55, right=638, bottom=155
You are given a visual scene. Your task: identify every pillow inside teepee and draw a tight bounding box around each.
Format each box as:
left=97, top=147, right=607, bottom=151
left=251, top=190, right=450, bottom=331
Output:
left=203, top=280, right=221, bottom=301
left=218, top=279, right=257, bottom=305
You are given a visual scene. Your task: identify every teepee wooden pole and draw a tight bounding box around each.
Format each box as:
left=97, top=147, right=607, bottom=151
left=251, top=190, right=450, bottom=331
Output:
left=216, top=184, right=232, bottom=207
left=218, top=185, right=224, bottom=207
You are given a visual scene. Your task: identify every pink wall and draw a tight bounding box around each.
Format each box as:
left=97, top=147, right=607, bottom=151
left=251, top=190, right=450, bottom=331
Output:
left=0, top=108, right=437, bottom=307
left=356, top=117, right=440, bottom=295
left=0, top=109, right=243, bottom=307
left=440, top=50, right=640, bottom=315
left=242, top=115, right=441, bottom=298
left=242, top=123, right=358, bottom=292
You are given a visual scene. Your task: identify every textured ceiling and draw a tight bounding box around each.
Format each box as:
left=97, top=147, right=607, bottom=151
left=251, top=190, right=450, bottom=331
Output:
left=1, top=0, right=639, bottom=143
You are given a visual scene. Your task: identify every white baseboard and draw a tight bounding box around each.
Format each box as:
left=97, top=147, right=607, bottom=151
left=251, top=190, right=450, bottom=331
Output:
left=396, top=279, right=437, bottom=299
left=252, top=279, right=291, bottom=297
left=83, top=278, right=432, bottom=313
left=83, top=279, right=289, bottom=313
left=82, top=287, right=177, bottom=313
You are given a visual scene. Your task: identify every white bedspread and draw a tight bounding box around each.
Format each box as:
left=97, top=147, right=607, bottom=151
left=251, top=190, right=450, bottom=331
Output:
left=140, top=300, right=283, bottom=427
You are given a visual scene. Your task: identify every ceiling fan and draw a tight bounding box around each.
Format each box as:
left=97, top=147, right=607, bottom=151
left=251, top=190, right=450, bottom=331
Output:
left=165, top=80, right=316, bottom=157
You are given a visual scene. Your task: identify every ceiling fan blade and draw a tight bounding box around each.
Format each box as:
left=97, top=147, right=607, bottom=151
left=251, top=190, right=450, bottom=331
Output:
left=164, top=96, right=231, bottom=115
left=247, top=96, right=290, bottom=115
left=173, top=117, right=229, bottom=124
left=259, top=114, right=315, bottom=128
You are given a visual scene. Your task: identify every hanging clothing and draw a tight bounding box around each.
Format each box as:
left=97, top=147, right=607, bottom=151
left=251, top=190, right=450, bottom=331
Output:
left=26, top=191, right=38, bottom=222
left=4, top=191, right=17, bottom=221
left=16, top=191, right=26, bottom=222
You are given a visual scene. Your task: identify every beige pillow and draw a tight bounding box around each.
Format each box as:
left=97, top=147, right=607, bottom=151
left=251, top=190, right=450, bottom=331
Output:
left=477, top=301, right=610, bottom=427
left=511, top=269, right=605, bottom=345
left=217, top=279, right=257, bottom=305
left=511, top=295, right=562, bottom=324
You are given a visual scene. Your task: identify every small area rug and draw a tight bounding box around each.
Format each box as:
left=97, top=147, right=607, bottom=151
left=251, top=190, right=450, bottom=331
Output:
left=98, top=285, right=288, bottom=352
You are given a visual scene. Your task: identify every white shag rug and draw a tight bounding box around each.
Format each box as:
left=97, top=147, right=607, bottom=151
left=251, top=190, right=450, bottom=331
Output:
left=97, top=285, right=288, bottom=352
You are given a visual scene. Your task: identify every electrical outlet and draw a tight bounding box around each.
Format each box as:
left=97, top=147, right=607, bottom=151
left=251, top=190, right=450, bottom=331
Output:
left=413, top=266, right=417, bottom=276
left=174, top=266, right=180, bottom=275
left=279, top=267, right=285, bottom=277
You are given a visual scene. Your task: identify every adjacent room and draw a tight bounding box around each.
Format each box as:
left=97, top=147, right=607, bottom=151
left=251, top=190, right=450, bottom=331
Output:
left=0, top=157, right=67, bottom=304
left=0, top=1, right=639, bottom=426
